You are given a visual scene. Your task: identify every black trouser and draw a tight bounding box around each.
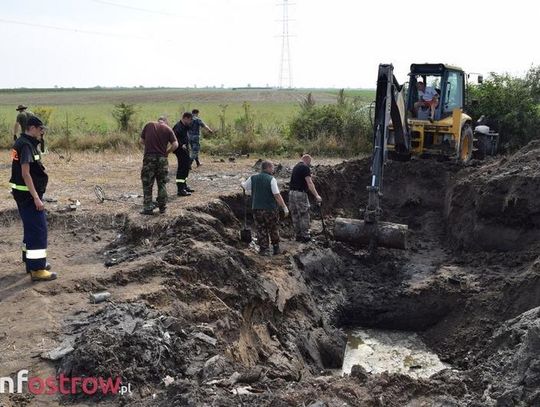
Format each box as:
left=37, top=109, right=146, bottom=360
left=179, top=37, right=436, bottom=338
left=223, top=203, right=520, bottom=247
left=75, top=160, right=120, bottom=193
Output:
left=175, top=148, right=191, bottom=191
left=15, top=195, right=48, bottom=272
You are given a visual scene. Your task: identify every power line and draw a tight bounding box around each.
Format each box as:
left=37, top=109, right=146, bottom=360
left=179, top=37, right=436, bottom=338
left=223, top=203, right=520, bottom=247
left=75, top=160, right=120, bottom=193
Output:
left=0, top=18, right=169, bottom=42
left=90, top=0, right=180, bottom=17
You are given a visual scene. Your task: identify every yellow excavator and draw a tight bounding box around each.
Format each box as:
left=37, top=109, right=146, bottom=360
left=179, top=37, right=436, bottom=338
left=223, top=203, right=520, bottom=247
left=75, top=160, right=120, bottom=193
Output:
left=387, top=63, right=478, bottom=162
left=334, top=63, right=484, bottom=250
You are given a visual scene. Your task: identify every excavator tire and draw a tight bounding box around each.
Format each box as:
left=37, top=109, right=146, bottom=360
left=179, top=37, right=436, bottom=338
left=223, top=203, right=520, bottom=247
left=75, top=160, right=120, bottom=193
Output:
left=459, top=124, right=473, bottom=163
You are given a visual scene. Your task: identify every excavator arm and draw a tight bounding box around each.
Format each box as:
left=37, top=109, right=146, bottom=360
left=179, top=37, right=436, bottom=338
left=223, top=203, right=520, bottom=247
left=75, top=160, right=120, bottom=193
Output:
left=334, top=64, right=409, bottom=250
left=366, top=64, right=410, bottom=224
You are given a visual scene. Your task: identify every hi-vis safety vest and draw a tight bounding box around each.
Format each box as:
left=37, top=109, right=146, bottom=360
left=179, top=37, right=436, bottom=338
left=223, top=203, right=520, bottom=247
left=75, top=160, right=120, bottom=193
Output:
left=9, top=134, right=48, bottom=198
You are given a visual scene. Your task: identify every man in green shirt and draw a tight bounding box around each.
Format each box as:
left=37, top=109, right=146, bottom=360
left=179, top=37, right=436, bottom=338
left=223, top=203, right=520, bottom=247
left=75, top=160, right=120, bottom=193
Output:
left=13, top=105, right=33, bottom=141
left=241, top=161, right=289, bottom=256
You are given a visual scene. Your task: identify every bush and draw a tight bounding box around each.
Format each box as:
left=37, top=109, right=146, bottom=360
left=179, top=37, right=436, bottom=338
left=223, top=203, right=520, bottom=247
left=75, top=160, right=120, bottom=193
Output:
left=48, top=131, right=139, bottom=152
left=112, top=102, right=137, bottom=132
left=290, top=104, right=344, bottom=141
left=468, top=66, right=540, bottom=150
left=288, top=90, right=372, bottom=156
left=32, top=106, right=55, bottom=125
left=525, top=65, right=540, bottom=104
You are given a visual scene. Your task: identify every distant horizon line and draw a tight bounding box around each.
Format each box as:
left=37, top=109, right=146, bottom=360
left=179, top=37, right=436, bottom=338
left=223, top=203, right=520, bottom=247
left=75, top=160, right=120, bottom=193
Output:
left=0, top=86, right=375, bottom=92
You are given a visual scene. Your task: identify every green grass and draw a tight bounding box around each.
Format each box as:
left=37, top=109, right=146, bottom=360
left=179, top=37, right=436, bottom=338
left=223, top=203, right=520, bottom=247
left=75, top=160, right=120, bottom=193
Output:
left=0, top=87, right=374, bottom=127
left=0, top=87, right=375, bottom=154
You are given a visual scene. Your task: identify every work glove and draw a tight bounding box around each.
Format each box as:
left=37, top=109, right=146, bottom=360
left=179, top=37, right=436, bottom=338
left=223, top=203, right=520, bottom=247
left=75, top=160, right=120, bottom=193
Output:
left=316, top=195, right=323, bottom=204
left=283, top=206, right=290, bottom=217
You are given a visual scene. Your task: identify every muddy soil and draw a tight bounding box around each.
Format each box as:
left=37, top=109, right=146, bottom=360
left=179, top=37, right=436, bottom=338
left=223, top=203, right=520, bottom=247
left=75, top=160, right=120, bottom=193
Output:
left=1, top=143, right=539, bottom=406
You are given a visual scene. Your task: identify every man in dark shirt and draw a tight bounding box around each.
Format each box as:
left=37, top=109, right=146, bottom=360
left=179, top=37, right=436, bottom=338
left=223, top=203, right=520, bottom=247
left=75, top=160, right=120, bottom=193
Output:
left=189, top=109, right=213, bottom=168
left=288, top=154, right=322, bottom=242
left=140, top=116, right=179, bottom=215
left=172, top=112, right=193, bottom=196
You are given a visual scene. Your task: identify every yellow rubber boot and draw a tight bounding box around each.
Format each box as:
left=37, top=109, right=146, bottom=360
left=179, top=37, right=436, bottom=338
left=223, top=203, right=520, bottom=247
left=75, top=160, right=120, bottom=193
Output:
left=30, top=269, right=58, bottom=282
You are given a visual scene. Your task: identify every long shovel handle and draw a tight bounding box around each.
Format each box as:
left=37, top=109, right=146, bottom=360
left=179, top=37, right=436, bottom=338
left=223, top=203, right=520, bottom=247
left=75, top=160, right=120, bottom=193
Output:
left=242, top=187, right=248, bottom=227
left=318, top=202, right=330, bottom=245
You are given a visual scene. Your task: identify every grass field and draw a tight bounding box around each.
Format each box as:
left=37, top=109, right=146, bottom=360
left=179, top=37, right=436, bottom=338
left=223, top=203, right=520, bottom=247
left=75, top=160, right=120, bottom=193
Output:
left=0, top=87, right=375, bottom=155
left=0, top=87, right=374, bottom=129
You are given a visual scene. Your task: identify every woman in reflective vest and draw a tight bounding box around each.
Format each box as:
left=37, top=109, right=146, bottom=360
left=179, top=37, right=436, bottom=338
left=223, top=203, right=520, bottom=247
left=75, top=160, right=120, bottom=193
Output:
left=10, top=115, right=56, bottom=281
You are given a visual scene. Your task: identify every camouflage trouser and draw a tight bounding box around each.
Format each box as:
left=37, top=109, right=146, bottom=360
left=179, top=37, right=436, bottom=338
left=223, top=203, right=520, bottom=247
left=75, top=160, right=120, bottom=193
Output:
left=253, top=209, right=280, bottom=249
left=141, top=154, right=169, bottom=210
left=189, top=134, right=201, bottom=161
left=289, top=190, right=311, bottom=238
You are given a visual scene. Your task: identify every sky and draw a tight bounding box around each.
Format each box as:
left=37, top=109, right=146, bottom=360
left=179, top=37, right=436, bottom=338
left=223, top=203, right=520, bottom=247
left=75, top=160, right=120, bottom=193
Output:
left=0, top=0, right=539, bottom=89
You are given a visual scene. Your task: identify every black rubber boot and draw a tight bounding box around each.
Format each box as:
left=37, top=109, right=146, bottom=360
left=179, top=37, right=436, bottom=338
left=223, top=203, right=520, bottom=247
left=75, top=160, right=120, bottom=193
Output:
left=177, top=184, right=191, bottom=196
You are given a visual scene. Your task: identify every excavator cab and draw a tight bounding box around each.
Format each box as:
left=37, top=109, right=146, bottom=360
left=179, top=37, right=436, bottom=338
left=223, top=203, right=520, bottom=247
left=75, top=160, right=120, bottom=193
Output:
left=407, top=63, right=465, bottom=121
left=387, top=63, right=474, bottom=163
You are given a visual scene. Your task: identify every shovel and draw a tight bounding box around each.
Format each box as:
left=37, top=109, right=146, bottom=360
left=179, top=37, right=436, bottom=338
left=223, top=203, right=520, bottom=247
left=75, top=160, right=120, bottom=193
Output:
left=317, top=202, right=330, bottom=247
left=240, top=188, right=252, bottom=243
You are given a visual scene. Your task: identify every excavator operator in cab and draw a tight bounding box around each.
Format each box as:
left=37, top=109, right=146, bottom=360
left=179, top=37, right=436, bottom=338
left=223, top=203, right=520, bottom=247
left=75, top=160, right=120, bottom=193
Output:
left=414, top=81, right=439, bottom=122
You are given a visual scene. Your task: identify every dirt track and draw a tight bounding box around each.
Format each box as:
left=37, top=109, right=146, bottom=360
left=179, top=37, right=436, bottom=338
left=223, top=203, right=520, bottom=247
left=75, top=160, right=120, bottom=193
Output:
left=0, top=144, right=539, bottom=406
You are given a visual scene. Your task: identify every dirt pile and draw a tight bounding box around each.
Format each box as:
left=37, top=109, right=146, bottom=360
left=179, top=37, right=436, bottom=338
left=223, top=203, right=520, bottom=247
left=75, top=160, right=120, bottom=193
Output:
left=53, top=201, right=346, bottom=403
left=60, top=303, right=191, bottom=392
left=470, top=304, right=540, bottom=405
left=446, top=140, right=540, bottom=251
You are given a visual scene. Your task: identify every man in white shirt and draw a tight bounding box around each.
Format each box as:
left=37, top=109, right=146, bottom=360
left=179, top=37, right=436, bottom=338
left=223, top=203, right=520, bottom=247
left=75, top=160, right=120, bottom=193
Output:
left=241, top=161, right=289, bottom=256
left=414, top=81, right=439, bottom=122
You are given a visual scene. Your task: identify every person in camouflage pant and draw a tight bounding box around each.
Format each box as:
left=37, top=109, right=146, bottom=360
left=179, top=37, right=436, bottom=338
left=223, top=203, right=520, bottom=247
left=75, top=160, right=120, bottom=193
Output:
left=288, top=155, right=322, bottom=242
left=139, top=117, right=178, bottom=215
left=141, top=155, right=169, bottom=212
left=253, top=209, right=280, bottom=251
left=289, top=190, right=311, bottom=238
left=241, top=161, right=289, bottom=255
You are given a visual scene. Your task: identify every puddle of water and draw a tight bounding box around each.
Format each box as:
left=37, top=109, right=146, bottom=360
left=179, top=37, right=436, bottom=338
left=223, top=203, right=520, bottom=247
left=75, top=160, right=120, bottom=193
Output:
left=341, top=328, right=450, bottom=379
